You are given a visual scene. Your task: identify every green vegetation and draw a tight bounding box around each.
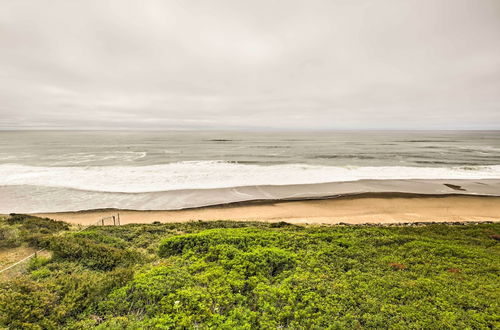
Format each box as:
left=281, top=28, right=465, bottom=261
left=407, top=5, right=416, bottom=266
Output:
left=0, top=215, right=499, bottom=329
left=0, top=213, right=69, bottom=248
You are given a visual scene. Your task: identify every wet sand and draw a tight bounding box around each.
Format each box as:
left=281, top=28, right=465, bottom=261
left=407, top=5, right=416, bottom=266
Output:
left=34, top=194, right=500, bottom=225
left=4, top=178, right=500, bottom=214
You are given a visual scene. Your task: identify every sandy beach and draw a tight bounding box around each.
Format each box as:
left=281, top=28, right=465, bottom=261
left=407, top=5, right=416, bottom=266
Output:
left=4, top=178, right=500, bottom=214
left=34, top=194, right=500, bottom=225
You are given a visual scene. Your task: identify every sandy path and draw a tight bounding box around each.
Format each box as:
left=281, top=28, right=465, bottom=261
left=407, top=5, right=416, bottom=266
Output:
left=34, top=195, right=500, bottom=225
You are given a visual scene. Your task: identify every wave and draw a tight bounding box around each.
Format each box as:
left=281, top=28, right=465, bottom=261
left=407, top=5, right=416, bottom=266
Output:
left=1, top=161, right=500, bottom=193
left=1, top=151, right=149, bottom=165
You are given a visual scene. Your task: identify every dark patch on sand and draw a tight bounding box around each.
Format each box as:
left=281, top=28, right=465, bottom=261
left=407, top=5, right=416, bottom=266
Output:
left=444, top=183, right=466, bottom=191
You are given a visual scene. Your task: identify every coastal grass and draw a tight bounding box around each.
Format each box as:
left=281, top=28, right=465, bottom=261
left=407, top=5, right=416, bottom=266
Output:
left=0, top=215, right=499, bottom=329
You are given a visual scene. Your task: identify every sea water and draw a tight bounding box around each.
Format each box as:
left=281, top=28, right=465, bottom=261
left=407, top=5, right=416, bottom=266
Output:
left=1, top=130, right=499, bottom=212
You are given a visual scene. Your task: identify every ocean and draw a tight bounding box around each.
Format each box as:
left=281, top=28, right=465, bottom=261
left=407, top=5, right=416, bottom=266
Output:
left=1, top=130, right=500, bottom=213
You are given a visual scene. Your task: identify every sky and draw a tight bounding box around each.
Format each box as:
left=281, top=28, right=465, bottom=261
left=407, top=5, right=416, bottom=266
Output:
left=0, top=0, right=499, bottom=130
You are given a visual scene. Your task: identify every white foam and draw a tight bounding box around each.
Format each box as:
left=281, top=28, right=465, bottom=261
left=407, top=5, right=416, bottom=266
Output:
left=1, top=161, right=500, bottom=193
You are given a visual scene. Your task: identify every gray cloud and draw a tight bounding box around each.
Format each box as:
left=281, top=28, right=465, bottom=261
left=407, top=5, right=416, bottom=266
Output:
left=1, top=0, right=499, bottom=130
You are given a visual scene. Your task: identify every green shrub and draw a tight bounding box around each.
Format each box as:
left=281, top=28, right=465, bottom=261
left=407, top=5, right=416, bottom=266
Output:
left=1, top=221, right=499, bottom=329
left=0, top=268, right=134, bottom=329
left=49, top=235, right=140, bottom=271
left=0, top=224, right=21, bottom=248
left=158, top=228, right=290, bottom=257
left=1, top=214, right=69, bottom=248
left=0, top=278, right=59, bottom=329
left=28, top=255, right=51, bottom=271
left=72, top=231, right=128, bottom=249
left=7, top=213, right=69, bottom=233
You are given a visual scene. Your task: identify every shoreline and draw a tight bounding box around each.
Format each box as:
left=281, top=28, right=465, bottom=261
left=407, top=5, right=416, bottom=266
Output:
left=2, top=178, right=500, bottom=213
left=32, top=194, right=500, bottom=225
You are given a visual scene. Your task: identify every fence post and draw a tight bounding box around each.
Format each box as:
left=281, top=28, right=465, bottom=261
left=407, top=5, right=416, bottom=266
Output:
left=113, top=216, right=116, bottom=226
left=117, top=213, right=120, bottom=225
left=102, top=218, right=104, bottom=226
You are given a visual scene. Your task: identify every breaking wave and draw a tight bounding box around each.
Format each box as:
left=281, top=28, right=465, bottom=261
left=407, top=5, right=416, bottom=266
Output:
left=1, top=161, right=500, bottom=193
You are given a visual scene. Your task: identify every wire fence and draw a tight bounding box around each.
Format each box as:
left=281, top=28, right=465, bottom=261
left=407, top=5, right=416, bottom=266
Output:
left=0, top=213, right=121, bottom=276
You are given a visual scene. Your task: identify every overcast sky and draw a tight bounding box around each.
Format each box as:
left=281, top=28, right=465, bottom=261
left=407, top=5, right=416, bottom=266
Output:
left=1, top=0, right=499, bottom=130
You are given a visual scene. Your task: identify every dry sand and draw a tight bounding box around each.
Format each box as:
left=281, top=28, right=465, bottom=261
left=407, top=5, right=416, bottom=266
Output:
left=34, top=194, right=500, bottom=225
